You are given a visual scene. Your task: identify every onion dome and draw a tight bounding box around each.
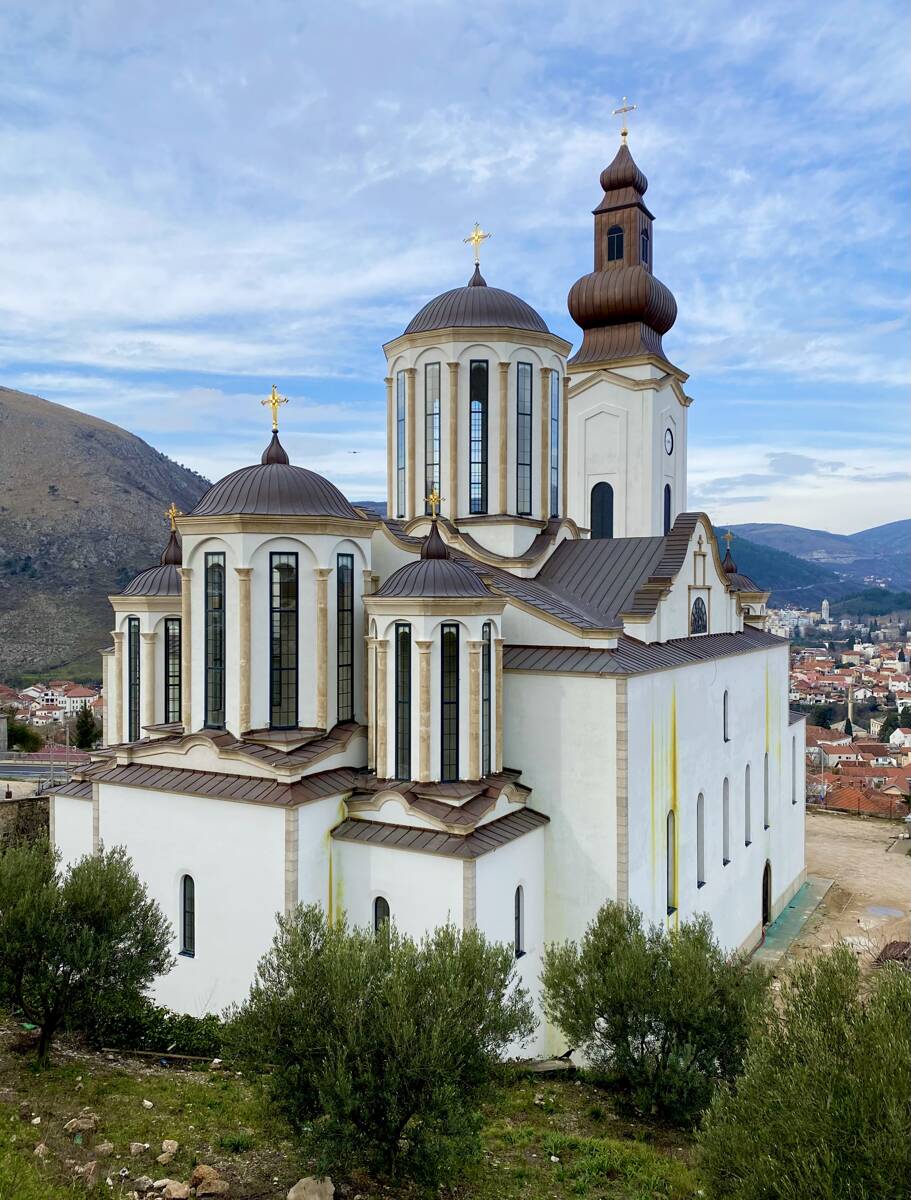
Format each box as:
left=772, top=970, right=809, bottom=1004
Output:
left=402, top=265, right=549, bottom=337
left=720, top=533, right=763, bottom=593
left=190, top=432, right=364, bottom=520
left=122, top=528, right=182, bottom=597
left=567, top=141, right=677, bottom=366
left=375, top=521, right=491, bottom=598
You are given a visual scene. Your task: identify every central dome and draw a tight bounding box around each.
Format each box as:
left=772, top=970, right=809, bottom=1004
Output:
left=403, top=265, right=549, bottom=336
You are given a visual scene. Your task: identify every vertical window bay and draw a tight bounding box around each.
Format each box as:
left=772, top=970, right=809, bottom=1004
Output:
left=481, top=622, right=492, bottom=777
left=395, top=622, right=411, bottom=780
left=337, top=553, right=354, bottom=723
left=516, top=362, right=532, bottom=515
left=396, top=370, right=406, bottom=518
left=424, top=363, right=441, bottom=512
left=270, top=552, right=298, bottom=729
left=469, top=360, right=488, bottom=514
left=550, top=370, right=560, bottom=517
left=441, top=622, right=459, bottom=781
left=164, top=617, right=181, bottom=724
left=127, top=617, right=140, bottom=742
left=204, top=553, right=226, bottom=728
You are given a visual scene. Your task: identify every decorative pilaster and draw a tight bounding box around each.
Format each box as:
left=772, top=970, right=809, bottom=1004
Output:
left=385, top=376, right=394, bottom=518
left=539, top=367, right=552, bottom=520
left=284, top=808, right=299, bottom=914
left=375, top=639, right=389, bottom=777
left=178, top=567, right=192, bottom=728
left=498, top=361, right=509, bottom=513
left=235, top=567, right=253, bottom=732
left=416, top=640, right=433, bottom=782
left=447, top=362, right=459, bottom=519
left=615, top=678, right=630, bottom=903
left=315, top=567, right=332, bottom=730
left=101, top=650, right=112, bottom=747
left=365, top=636, right=376, bottom=769
left=462, top=860, right=477, bottom=930
left=406, top=366, right=417, bottom=520
left=468, top=639, right=482, bottom=779
left=494, top=637, right=504, bottom=771
left=562, top=374, right=569, bottom=518
left=140, top=632, right=156, bottom=730
left=111, top=631, right=124, bottom=745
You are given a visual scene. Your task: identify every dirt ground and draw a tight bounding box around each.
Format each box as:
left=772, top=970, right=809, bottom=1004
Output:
left=790, top=809, right=911, bottom=963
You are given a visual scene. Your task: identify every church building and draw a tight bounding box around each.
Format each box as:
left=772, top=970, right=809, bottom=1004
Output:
left=51, top=132, right=805, bottom=1054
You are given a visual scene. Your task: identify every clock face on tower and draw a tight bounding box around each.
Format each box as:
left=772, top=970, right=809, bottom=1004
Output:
left=665, top=428, right=674, bottom=455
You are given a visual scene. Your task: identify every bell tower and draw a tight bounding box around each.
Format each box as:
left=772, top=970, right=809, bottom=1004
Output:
left=564, top=123, right=691, bottom=540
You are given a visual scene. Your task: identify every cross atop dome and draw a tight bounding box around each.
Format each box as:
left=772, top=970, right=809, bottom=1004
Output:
left=463, top=221, right=492, bottom=267
left=262, top=384, right=288, bottom=432
left=611, top=95, right=637, bottom=144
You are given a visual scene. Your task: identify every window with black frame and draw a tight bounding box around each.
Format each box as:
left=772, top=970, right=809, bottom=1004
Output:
left=180, top=874, right=195, bottom=956
left=396, top=370, right=406, bottom=518
left=481, top=622, right=492, bottom=777
left=469, top=360, right=488, bottom=513
left=441, top=622, right=459, bottom=781
left=164, top=617, right=181, bottom=724
left=270, top=553, right=298, bottom=729
left=550, top=370, right=560, bottom=517
left=424, top=363, right=441, bottom=512
left=607, top=224, right=624, bottom=261
left=516, top=362, right=532, bottom=515
left=394, top=622, right=411, bottom=780
left=127, top=617, right=140, bottom=741
left=337, top=553, right=354, bottom=722
left=204, top=552, right=226, bottom=728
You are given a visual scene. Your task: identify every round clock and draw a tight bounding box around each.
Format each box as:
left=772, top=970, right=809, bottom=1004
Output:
left=664, top=428, right=674, bottom=455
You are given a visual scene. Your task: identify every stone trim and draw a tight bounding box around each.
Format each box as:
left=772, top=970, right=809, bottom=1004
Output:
left=365, top=636, right=377, bottom=770
left=406, top=366, right=417, bottom=520
left=178, top=567, right=192, bottom=729
left=495, top=637, right=504, bottom=772
left=447, top=362, right=459, bottom=520
left=91, top=782, right=100, bottom=853
left=284, top=807, right=299, bottom=913
left=615, top=678, right=629, bottom=903
left=539, top=367, right=551, bottom=521
left=111, top=631, right=124, bottom=746
left=468, top=640, right=482, bottom=780
left=315, top=568, right=332, bottom=730
left=561, top=374, right=569, bottom=516
left=385, top=375, right=394, bottom=517
left=416, top=640, right=433, bottom=782
left=498, top=360, right=509, bottom=514
left=462, top=859, right=477, bottom=929
left=375, top=639, right=389, bottom=778
left=140, top=632, right=157, bottom=730
left=383, top=325, right=572, bottom=357
left=235, top=567, right=253, bottom=732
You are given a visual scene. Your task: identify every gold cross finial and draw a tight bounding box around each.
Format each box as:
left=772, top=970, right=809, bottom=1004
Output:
left=165, top=502, right=182, bottom=532
left=724, top=530, right=734, bottom=550
left=426, top=487, right=441, bottom=520
left=463, top=221, right=491, bottom=265
left=261, top=383, right=288, bottom=432
left=611, top=95, right=637, bottom=144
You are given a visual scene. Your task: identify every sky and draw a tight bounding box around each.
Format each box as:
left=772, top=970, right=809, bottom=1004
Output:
left=0, top=0, right=909, bottom=534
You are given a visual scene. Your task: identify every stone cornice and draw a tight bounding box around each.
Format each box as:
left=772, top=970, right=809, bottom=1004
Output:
left=177, top=514, right=377, bottom=537
left=383, top=325, right=572, bottom=359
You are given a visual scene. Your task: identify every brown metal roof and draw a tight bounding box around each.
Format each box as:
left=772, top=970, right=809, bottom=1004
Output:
left=122, top=563, right=181, bottom=597
left=402, top=267, right=550, bottom=337
left=375, top=556, right=491, bottom=599
left=87, top=760, right=355, bottom=807
left=49, top=780, right=93, bottom=800
left=191, top=459, right=365, bottom=521
left=331, top=805, right=549, bottom=859
left=537, top=535, right=666, bottom=625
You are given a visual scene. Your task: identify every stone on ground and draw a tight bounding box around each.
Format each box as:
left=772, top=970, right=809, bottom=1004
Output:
left=95, top=1140, right=114, bottom=1157
left=189, top=1164, right=219, bottom=1187
left=132, top=1177, right=154, bottom=1194
left=288, top=1178, right=335, bottom=1200
left=130, top=1142, right=148, bottom=1156
left=161, top=1138, right=179, bottom=1154
left=160, top=1182, right=190, bottom=1199
left=196, top=1180, right=230, bottom=1196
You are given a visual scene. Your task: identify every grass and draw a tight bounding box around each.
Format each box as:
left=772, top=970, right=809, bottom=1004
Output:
left=0, top=1024, right=702, bottom=1199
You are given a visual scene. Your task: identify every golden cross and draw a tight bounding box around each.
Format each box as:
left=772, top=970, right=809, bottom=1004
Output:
left=261, top=383, right=288, bottom=432
left=611, top=95, right=637, bottom=144
left=724, top=530, right=734, bottom=550
left=165, top=502, right=182, bottom=532
left=463, top=221, right=491, bottom=266
left=426, top=487, right=441, bottom=519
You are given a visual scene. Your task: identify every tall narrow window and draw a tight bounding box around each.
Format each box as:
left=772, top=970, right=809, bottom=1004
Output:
left=690, top=597, right=708, bottom=634
left=607, top=224, right=624, bottom=262
left=640, top=226, right=649, bottom=267
left=763, top=752, right=770, bottom=829
left=164, top=617, right=181, bottom=725
left=270, top=553, right=298, bottom=729
left=127, top=617, right=140, bottom=742
left=723, top=690, right=730, bottom=742
left=664, top=483, right=673, bottom=535
left=744, top=763, right=752, bottom=846
left=591, top=482, right=614, bottom=539
left=481, top=622, right=492, bottom=777
left=696, top=792, right=706, bottom=887
left=204, top=552, right=226, bottom=728
left=723, top=778, right=731, bottom=865
left=550, top=370, right=560, bottom=517
left=424, top=363, right=441, bottom=511
left=396, top=370, right=406, bottom=518
left=469, top=360, right=488, bottom=514
left=791, top=737, right=797, bottom=804
left=514, top=885, right=525, bottom=958
left=441, top=622, right=459, bottom=781
left=337, top=553, right=354, bottom=722
left=373, top=895, right=390, bottom=933
left=394, top=622, right=411, bottom=781
left=180, top=874, right=195, bottom=956
left=516, top=362, right=532, bottom=515
left=666, top=810, right=676, bottom=914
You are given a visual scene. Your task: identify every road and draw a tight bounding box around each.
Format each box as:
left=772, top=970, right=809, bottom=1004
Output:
left=0, top=761, right=76, bottom=784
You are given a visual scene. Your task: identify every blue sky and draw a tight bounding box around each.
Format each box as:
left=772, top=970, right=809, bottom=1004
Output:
left=1, top=0, right=908, bottom=533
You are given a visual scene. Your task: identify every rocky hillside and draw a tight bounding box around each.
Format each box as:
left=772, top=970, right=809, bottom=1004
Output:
left=730, top=520, right=911, bottom=591
left=0, top=387, right=208, bottom=678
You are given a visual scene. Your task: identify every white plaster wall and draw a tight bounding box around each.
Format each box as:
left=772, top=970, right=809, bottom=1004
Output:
left=97, top=783, right=285, bottom=1015
left=52, top=794, right=93, bottom=871
left=296, top=793, right=348, bottom=909
left=331, top=840, right=463, bottom=937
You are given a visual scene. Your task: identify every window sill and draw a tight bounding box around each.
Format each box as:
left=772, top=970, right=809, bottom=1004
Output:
left=179, top=950, right=195, bottom=959
left=723, top=858, right=731, bottom=867
left=764, top=824, right=770, bottom=831
left=697, top=880, right=706, bottom=889
left=667, top=906, right=677, bottom=917
left=515, top=950, right=526, bottom=960
left=745, top=840, right=752, bottom=848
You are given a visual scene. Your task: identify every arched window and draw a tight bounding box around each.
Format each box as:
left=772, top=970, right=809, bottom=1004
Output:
left=373, top=895, right=390, bottom=933
left=663, top=483, right=672, bottom=535
left=723, top=690, right=730, bottom=742
left=666, top=810, right=676, bottom=914
left=791, top=738, right=797, bottom=804
left=164, top=617, right=181, bottom=724
left=514, top=885, right=525, bottom=958
left=204, top=552, right=226, bottom=729
left=481, top=623, right=492, bottom=777
left=640, top=226, right=649, bottom=267
left=394, top=623, right=411, bottom=780
left=469, top=360, right=488, bottom=514
left=744, top=764, right=752, bottom=846
left=270, top=552, right=298, bottom=729
left=690, top=597, right=708, bottom=635
left=591, top=482, right=614, bottom=539
left=127, top=616, right=140, bottom=742
left=696, top=793, right=706, bottom=887
left=180, top=875, right=195, bottom=957
left=607, top=225, right=624, bottom=262
left=763, top=752, right=770, bottom=829
left=722, top=778, right=731, bottom=864
left=441, top=623, right=459, bottom=781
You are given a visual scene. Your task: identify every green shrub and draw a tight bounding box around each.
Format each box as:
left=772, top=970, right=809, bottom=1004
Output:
left=225, top=904, right=535, bottom=1187
left=541, top=901, right=769, bottom=1125
left=698, top=944, right=911, bottom=1198
left=78, top=990, right=222, bottom=1058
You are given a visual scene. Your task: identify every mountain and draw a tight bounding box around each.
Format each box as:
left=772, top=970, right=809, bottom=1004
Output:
left=728, top=520, right=911, bottom=591
left=0, top=387, right=209, bottom=679
left=712, top=531, right=850, bottom=609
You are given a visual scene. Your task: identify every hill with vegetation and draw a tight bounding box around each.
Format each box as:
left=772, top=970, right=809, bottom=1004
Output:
left=729, top=520, right=911, bottom=590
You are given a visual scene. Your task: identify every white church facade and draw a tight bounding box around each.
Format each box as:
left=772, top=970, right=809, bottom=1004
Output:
left=51, top=138, right=805, bottom=1054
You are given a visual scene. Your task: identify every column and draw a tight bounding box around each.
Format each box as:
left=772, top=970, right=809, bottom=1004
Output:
left=101, top=650, right=112, bottom=747
left=406, top=366, right=417, bottom=520
left=375, top=639, right=388, bottom=777
left=562, top=374, right=570, bottom=518
left=385, top=376, right=394, bottom=518
left=539, top=367, right=552, bottom=520
left=140, top=632, right=156, bottom=731
left=416, top=640, right=433, bottom=782
left=468, top=639, right=482, bottom=780
left=365, top=636, right=376, bottom=769
left=495, top=637, right=504, bottom=771
left=498, top=361, right=509, bottom=514
left=315, top=567, right=331, bottom=730
left=178, top=567, right=192, bottom=729
left=235, top=567, right=253, bottom=732
left=111, top=630, right=124, bottom=745
left=447, top=361, right=460, bottom=519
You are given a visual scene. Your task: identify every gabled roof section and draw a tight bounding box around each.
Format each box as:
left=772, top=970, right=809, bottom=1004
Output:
left=537, top=535, right=666, bottom=625
left=331, top=806, right=549, bottom=859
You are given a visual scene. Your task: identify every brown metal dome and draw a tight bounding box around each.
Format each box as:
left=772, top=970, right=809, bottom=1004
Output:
left=122, top=528, right=182, bottom=596
left=403, top=266, right=549, bottom=337
left=376, top=523, right=491, bottom=598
